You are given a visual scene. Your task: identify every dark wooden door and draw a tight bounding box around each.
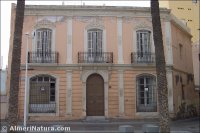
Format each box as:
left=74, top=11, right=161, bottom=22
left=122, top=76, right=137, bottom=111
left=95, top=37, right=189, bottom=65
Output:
left=86, top=74, right=104, bottom=116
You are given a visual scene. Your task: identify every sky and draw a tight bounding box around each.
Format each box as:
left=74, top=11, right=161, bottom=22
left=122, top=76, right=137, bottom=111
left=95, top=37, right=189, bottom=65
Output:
left=0, top=0, right=150, bottom=69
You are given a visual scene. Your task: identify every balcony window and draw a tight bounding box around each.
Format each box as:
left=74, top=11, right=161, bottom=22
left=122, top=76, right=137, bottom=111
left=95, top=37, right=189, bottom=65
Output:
left=78, top=28, right=113, bottom=63
left=137, top=30, right=151, bottom=55
left=131, top=30, right=155, bottom=64
left=36, top=28, right=52, bottom=53
left=28, top=28, right=58, bottom=63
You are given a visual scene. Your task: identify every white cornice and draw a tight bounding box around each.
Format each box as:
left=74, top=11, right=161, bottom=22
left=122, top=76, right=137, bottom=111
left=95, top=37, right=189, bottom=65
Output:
left=22, top=5, right=170, bottom=17
left=170, top=14, right=192, bottom=37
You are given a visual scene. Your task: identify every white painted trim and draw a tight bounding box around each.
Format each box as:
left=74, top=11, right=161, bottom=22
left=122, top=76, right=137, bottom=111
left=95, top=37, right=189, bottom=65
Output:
left=84, top=25, right=106, bottom=52
left=118, top=70, right=124, bottom=115
left=167, top=70, right=174, bottom=114
left=66, top=70, right=72, bottom=115
left=32, top=27, right=56, bottom=52
left=165, top=21, right=173, bottom=65
left=81, top=70, right=109, bottom=117
left=67, top=17, right=73, bottom=64
left=133, top=27, right=155, bottom=53
left=117, top=17, right=124, bottom=64
left=103, top=29, right=107, bottom=52
left=84, top=29, right=87, bottom=52
left=27, top=73, right=59, bottom=116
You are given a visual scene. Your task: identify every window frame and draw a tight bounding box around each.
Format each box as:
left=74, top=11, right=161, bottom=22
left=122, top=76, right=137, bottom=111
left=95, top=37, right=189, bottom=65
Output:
left=87, top=28, right=103, bottom=53
left=36, top=28, right=52, bottom=53
left=136, top=74, right=157, bottom=112
left=29, top=75, right=56, bottom=114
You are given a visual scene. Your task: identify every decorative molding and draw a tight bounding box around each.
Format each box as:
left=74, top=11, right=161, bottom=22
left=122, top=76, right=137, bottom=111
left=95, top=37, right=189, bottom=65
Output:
left=32, top=19, right=56, bottom=52
left=27, top=73, right=59, bottom=116
left=24, top=5, right=170, bottom=18
left=133, top=25, right=155, bottom=53
left=34, top=19, right=56, bottom=29
left=165, top=21, right=173, bottom=65
left=118, top=70, right=124, bottom=115
left=166, top=70, right=174, bottom=113
left=66, top=71, right=72, bottom=115
left=133, top=21, right=152, bottom=31
left=80, top=69, right=109, bottom=117
left=117, top=17, right=124, bottom=64
left=67, top=17, right=73, bottom=64
left=84, top=19, right=106, bottom=52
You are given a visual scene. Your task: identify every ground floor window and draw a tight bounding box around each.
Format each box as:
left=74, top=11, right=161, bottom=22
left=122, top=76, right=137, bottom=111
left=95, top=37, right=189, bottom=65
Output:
left=29, top=75, right=56, bottom=113
left=136, top=74, right=157, bottom=112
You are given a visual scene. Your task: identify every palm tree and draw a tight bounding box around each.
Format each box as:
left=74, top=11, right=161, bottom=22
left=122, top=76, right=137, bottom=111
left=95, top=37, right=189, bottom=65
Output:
left=8, top=0, right=25, bottom=131
left=150, top=0, right=170, bottom=132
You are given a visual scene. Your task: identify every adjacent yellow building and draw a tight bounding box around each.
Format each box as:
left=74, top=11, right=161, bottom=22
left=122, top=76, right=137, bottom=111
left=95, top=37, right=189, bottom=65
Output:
left=160, top=0, right=199, bottom=43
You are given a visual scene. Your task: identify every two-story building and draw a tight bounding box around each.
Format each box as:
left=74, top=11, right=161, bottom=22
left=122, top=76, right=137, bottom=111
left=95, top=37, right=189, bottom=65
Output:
left=7, top=4, right=199, bottom=121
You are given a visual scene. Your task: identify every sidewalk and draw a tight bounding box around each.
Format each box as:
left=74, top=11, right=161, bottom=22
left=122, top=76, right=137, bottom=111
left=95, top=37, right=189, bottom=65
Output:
left=0, top=117, right=199, bottom=133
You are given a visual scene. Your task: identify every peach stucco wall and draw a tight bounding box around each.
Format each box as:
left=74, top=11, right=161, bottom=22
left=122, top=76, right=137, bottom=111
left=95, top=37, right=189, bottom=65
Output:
left=20, top=16, right=171, bottom=65
left=171, top=22, right=193, bottom=74
left=8, top=5, right=197, bottom=121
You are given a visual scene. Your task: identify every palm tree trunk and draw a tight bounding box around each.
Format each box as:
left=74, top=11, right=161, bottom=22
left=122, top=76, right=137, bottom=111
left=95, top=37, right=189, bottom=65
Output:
left=8, top=0, right=25, bottom=132
left=150, top=0, right=170, bottom=132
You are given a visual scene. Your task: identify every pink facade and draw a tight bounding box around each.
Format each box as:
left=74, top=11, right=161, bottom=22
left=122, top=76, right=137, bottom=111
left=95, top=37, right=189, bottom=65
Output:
left=6, top=4, right=199, bottom=121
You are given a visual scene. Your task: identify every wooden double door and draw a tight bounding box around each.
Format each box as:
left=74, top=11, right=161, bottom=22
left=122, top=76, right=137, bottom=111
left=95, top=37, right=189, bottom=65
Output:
left=86, top=74, right=104, bottom=116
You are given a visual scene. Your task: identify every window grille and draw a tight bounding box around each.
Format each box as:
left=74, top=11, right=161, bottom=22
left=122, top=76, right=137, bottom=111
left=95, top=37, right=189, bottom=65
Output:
left=136, top=75, right=157, bottom=112
left=29, top=75, right=56, bottom=113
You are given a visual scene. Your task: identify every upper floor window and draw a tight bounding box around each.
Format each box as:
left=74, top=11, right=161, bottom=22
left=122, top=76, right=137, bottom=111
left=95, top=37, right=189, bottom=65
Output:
left=87, top=29, right=103, bottom=53
left=136, top=30, right=151, bottom=54
left=36, top=28, right=52, bottom=53
left=192, top=0, right=197, bottom=3
left=179, top=43, right=183, bottom=59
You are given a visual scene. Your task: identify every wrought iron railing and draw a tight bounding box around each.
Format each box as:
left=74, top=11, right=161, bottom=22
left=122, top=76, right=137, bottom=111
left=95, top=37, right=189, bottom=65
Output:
left=131, top=52, right=155, bottom=64
left=28, top=51, right=59, bottom=63
left=78, top=52, right=113, bottom=63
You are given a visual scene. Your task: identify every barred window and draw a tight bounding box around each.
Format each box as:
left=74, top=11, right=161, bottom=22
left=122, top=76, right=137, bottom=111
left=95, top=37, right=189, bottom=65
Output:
left=29, top=75, right=56, bottom=113
left=136, top=75, right=157, bottom=112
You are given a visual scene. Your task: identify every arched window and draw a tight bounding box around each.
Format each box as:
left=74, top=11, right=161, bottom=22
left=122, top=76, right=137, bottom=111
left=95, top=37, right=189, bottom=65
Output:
left=136, top=74, right=157, bottom=112
left=29, top=75, right=56, bottom=113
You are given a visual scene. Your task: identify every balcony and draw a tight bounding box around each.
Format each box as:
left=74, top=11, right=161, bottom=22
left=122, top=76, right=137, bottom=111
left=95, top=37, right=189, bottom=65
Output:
left=78, top=52, right=113, bottom=63
left=28, top=51, right=59, bottom=63
left=131, top=52, right=155, bottom=64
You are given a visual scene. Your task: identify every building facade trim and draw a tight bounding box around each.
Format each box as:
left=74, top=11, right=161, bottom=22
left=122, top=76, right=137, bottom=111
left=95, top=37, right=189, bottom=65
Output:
left=80, top=69, right=109, bottom=117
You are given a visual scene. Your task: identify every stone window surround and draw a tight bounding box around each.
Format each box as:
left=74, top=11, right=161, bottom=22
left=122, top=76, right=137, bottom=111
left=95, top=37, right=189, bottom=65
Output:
left=135, top=73, right=158, bottom=117
left=27, top=73, right=59, bottom=116
left=80, top=69, right=109, bottom=117
left=133, top=27, right=155, bottom=54
left=84, top=24, right=106, bottom=52
left=31, top=20, right=56, bottom=53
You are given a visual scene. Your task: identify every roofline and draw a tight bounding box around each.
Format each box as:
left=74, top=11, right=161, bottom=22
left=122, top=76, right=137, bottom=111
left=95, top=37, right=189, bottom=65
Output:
left=12, top=3, right=170, bottom=14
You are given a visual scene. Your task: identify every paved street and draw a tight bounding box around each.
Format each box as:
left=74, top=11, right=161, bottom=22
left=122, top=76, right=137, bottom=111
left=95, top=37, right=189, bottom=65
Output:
left=1, top=117, right=199, bottom=133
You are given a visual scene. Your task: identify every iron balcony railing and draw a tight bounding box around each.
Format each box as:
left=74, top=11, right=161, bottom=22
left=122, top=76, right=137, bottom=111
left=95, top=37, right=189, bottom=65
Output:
left=78, top=52, right=113, bottom=63
left=28, top=51, right=59, bottom=63
left=131, top=52, right=155, bottom=64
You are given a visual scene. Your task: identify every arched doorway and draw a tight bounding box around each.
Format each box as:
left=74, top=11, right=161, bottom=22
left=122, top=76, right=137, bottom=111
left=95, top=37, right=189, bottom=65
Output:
left=86, top=73, right=104, bottom=116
